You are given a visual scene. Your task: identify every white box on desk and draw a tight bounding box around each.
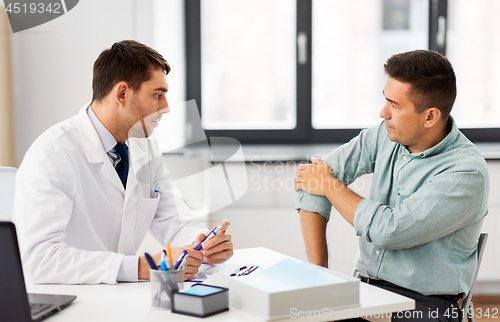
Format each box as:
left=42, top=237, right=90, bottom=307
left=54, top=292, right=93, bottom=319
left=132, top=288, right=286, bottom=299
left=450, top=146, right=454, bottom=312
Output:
left=204, top=257, right=359, bottom=320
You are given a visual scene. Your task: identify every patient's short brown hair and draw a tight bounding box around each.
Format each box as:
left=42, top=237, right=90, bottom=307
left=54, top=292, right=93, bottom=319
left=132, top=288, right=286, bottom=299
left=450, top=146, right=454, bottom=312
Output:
left=384, top=50, right=456, bottom=120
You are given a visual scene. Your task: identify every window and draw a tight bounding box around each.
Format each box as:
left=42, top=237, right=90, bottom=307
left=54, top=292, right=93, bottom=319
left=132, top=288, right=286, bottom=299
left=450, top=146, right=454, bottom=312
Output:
left=200, top=0, right=296, bottom=130
left=447, top=0, right=500, bottom=128
left=186, top=0, right=500, bottom=144
left=312, top=0, right=428, bottom=129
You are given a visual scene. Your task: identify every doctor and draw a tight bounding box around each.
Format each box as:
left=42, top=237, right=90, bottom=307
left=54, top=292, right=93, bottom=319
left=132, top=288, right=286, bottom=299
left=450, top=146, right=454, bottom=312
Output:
left=14, top=40, right=233, bottom=284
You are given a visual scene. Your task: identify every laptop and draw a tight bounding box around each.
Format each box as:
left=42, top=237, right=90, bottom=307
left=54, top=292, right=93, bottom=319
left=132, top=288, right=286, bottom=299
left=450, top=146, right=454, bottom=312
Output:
left=0, top=221, right=76, bottom=322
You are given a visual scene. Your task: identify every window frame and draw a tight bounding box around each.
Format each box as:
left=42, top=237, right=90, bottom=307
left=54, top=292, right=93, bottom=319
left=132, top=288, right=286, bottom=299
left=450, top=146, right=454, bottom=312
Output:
left=185, top=0, right=500, bottom=144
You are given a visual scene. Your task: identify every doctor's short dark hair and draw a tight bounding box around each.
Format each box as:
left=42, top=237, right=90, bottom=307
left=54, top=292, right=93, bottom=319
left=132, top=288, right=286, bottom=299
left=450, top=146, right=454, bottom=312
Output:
left=384, top=50, right=456, bottom=121
left=91, top=40, right=171, bottom=103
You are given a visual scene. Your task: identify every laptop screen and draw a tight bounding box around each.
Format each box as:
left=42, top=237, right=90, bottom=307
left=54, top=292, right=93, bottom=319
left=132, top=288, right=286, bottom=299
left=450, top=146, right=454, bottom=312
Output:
left=0, top=221, right=33, bottom=322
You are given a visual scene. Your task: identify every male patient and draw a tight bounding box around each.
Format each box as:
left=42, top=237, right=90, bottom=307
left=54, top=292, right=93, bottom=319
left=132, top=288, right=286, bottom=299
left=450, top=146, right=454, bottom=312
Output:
left=14, top=40, right=233, bottom=284
left=295, top=50, right=489, bottom=322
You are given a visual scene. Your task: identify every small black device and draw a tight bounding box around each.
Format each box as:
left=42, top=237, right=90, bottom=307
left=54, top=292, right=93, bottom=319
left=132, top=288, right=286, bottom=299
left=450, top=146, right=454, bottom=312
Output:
left=0, top=221, right=76, bottom=322
left=172, top=283, right=229, bottom=318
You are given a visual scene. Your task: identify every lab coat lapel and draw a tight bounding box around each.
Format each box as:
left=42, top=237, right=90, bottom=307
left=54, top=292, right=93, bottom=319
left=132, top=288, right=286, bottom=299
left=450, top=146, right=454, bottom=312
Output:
left=124, top=138, right=149, bottom=205
left=101, top=162, right=125, bottom=195
left=117, top=138, right=151, bottom=254
left=77, top=105, right=125, bottom=195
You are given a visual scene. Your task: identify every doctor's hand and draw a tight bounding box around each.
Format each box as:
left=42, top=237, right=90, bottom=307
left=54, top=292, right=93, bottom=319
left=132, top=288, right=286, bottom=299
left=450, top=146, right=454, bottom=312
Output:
left=170, top=247, right=204, bottom=281
left=295, top=158, right=337, bottom=196
left=137, top=248, right=203, bottom=281
left=195, top=220, right=233, bottom=265
left=138, top=252, right=163, bottom=281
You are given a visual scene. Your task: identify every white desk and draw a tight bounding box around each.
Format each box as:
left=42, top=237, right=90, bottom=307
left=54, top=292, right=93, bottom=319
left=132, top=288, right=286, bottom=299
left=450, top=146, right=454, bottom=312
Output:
left=27, top=247, right=414, bottom=322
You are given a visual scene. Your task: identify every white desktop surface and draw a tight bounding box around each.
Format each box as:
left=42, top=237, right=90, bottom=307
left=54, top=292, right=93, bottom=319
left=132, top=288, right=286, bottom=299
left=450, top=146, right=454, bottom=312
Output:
left=26, top=247, right=414, bottom=322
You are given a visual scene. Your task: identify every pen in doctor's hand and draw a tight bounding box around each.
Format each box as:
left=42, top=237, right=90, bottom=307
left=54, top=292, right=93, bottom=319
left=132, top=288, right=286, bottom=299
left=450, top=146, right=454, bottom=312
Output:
left=173, top=250, right=190, bottom=270
left=194, top=220, right=228, bottom=251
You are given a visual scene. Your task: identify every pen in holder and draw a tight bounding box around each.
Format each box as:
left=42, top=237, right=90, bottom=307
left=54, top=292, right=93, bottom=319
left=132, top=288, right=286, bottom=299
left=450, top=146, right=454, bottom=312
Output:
left=150, top=268, right=184, bottom=310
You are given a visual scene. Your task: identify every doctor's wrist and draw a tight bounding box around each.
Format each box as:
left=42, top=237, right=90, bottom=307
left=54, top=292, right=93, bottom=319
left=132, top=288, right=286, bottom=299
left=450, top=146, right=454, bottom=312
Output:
left=138, top=256, right=151, bottom=280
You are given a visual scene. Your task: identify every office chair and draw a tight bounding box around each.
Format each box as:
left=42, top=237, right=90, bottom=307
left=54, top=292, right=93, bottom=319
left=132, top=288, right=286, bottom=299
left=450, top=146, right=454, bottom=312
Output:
left=0, top=166, right=17, bottom=221
left=352, top=248, right=360, bottom=278
left=461, top=232, right=488, bottom=322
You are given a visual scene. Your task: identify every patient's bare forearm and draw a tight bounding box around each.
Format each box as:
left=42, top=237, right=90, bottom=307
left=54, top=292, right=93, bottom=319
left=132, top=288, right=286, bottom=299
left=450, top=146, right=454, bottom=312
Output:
left=299, top=209, right=328, bottom=268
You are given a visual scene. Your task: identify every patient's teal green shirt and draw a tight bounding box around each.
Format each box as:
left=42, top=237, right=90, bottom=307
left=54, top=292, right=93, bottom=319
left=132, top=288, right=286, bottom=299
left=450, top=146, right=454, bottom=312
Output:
left=296, top=118, right=489, bottom=296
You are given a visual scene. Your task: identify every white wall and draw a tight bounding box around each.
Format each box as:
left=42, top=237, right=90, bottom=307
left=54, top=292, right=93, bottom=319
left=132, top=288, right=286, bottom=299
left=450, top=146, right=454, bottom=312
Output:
left=10, top=0, right=155, bottom=166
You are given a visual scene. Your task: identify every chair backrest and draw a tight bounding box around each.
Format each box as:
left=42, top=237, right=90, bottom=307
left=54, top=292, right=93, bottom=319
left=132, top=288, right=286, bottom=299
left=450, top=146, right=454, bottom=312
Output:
left=461, top=232, right=488, bottom=322
left=352, top=247, right=360, bottom=277
left=0, top=166, right=17, bottom=221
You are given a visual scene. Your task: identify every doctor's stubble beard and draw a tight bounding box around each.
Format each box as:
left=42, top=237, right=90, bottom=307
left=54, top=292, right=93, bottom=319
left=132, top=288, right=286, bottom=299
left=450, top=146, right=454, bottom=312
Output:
left=126, top=98, right=160, bottom=139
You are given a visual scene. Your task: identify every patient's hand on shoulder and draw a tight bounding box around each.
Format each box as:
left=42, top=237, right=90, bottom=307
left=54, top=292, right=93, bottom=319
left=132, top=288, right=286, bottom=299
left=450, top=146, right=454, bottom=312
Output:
left=295, top=158, right=336, bottom=196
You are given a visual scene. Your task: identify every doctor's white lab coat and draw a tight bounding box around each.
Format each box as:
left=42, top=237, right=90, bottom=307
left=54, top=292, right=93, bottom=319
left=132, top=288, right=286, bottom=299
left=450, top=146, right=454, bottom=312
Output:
left=13, top=106, right=207, bottom=284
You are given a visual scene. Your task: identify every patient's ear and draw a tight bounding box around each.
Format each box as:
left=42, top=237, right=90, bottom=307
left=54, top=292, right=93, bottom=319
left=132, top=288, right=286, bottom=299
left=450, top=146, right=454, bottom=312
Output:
left=423, top=107, right=442, bottom=128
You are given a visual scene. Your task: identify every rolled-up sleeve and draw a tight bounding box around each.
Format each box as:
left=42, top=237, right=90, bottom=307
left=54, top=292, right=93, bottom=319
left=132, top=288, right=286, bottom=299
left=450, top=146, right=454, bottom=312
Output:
left=296, top=190, right=333, bottom=221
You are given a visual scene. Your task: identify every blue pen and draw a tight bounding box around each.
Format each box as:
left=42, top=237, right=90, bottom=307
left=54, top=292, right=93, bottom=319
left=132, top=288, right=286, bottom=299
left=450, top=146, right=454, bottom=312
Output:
left=244, top=266, right=259, bottom=275
left=195, top=224, right=223, bottom=251
left=177, top=253, right=190, bottom=270
left=174, top=250, right=189, bottom=270
left=152, top=181, right=160, bottom=198
left=144, top=252, right=158, bottom=270
left=160, top=252, right=167, bottom=271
